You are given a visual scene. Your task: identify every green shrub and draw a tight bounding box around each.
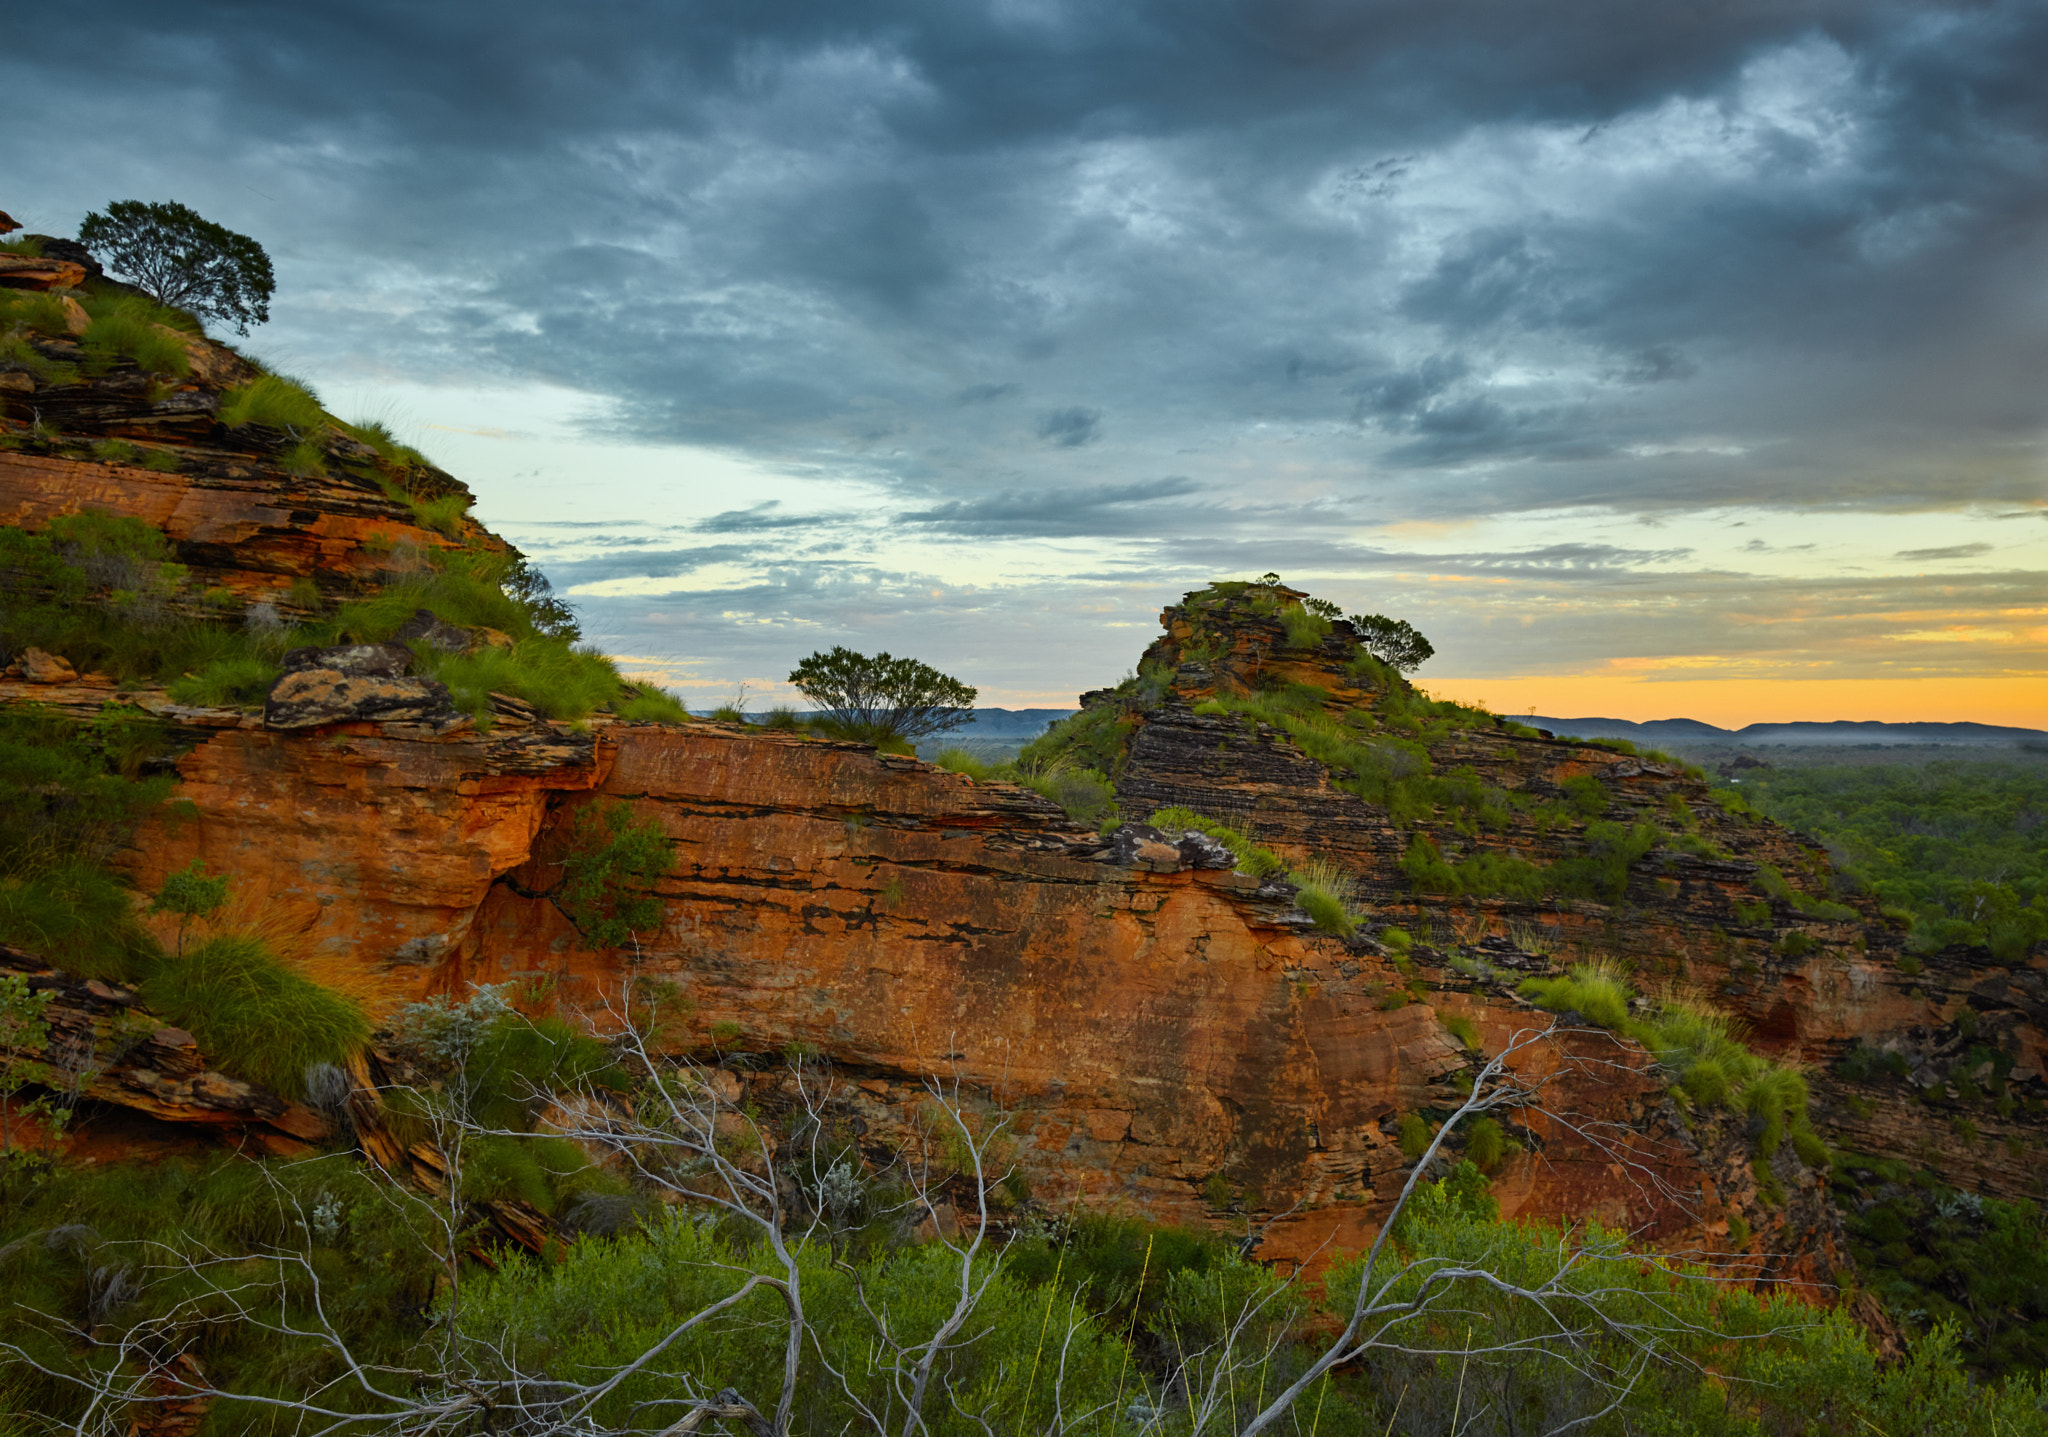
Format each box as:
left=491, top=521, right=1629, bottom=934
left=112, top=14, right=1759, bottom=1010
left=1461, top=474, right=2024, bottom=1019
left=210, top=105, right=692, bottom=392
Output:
left=218, top=374, right=326, bottom=432
left=419, top=640, right=623, bottom=722
left=934, top=747, right=1000, bottom=780
left=279, top=439, right=327, bottom=477
left=1560, top=773, right=1608, bottom=817
left=1465, top=1114, right=1507, bottom=1170
left=1280, top=604, right=1331, bottom=650
left=138, top=933, right=370, bottom=1099
left=1439, top=1011, right=1480, bottom=1051
left=1017, top=703, right=1136, bottom=778
left=1285, top=856, right=1357, bottom=936
left=1398, top=1111, right=1432, bottom=1159
left=1519, top=963, right=1632, bottom=1029
left=167, top=654, right=281, bottom=708
left=79, top=295, right=191, bottom=377
left=615, top=686, right=692, bottom=724
left=410, top=494, right=469, bottom=536
left=1147, top=806, right=1286, bottom=877
left=550, top=800, right=672, bottom=948
left=1022, top=766, right=1117, bottom=827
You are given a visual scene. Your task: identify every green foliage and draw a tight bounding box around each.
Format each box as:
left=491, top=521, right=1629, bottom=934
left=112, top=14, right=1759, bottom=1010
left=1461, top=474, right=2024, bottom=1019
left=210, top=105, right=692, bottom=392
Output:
left=1560, top=773, right=1608, bottom=817
left=615, top=685, right=693, bottom=724
left=1280, top=603, right=1331, bottom=650
left=461, top=1212, right=1131, bottom=1437
left=218, top=374, right=327, bottom=432
left=0, top=1152, right=449, bottom=1428
left=78, top=198, right=275, bottom=334
left=1438, top=1011, right=1480, bottom=1052
left=1346, top=612, right=1434, bottom=671
left=0, top=972, right=60, bottom=1156
left=1287, top=857, right=1358, bottom=936
left=419, top=639, right=623, bottom=722
left=788, top=646, right=976, bottom=745
left=1743, top=761, right=2048, bottom=961
left=78, top=292, right=192, bottom=377
left=410, top=493, right=469, bottom=537
left=166, top=652, right=282, bottom=707
left=150, top=858, right=228, bottom=954
left=1017, top=702, right=1136, bottom=778
left=1519, top=963, right=1823, bottom=1162
left=552, top=799, right=672, bottom=949
left=1020, top=765, right=1118, bottom=827
left=1464, top=1115, right=1507, bottom=1171
left=137, top=932, right=370, bottom=1099
left=1398, top=1111, right=1432, bottom=1158
left=0, top=704, right=171, bottom=980
left=1147, top=806, right=1287, bottom=877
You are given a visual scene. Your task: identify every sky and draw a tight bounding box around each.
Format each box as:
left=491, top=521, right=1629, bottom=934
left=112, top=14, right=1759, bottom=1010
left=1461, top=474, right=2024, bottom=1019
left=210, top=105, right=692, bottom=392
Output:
left=6, top=0, right=2046, bottom=726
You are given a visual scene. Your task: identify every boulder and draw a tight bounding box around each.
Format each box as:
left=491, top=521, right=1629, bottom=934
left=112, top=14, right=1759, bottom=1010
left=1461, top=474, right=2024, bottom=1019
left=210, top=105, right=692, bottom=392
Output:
left=1106, top=822, right=1237, bottom=873
left=264, top=642, right=462, bottom=730
left=21, top=647, right=77, bottom=684
left=0, top=253, right=89, bottom=292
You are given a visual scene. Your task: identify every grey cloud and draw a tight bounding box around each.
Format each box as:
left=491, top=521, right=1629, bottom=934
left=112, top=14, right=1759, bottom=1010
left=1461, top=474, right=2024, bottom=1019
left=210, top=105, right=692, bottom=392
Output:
left=1894, top=542, right=1994, bottom=561
left=694, top=502, right=849, bottom=534
left=1035, top=407, right=1102, bottom=448
left=901, top=476, right=1200, bottom=536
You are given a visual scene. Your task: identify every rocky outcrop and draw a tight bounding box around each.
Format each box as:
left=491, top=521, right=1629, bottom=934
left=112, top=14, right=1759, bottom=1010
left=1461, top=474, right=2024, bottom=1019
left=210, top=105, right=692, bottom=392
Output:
left=1, top=272, right=495, bottom=609
left=263, top=641, right=465, bottom=732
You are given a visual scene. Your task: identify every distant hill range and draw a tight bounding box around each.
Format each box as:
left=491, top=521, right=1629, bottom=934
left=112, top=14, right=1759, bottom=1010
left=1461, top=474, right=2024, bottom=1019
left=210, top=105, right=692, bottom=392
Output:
left=709, top=707, right=2044, bottom=749
left=1526, top=716, right=2047, bottom=747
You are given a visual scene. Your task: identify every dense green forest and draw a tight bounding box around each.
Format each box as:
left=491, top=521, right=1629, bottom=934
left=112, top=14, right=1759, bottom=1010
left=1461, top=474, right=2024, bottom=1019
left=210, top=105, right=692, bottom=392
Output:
left=1739, top=759, right=2048, bottom=959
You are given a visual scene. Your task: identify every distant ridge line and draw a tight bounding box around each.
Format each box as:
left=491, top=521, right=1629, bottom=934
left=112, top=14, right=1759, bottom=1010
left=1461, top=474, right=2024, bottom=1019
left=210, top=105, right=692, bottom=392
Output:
left=1526, top=715, right=2048, bottom=745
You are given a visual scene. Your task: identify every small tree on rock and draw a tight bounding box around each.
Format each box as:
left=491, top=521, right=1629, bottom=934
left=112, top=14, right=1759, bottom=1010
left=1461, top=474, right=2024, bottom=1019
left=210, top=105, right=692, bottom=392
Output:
left=77, top=200, right=275, bottom=334
left=1349, top=613, right=1435, bottom=673
left=788, top=647, right=976, bottom=746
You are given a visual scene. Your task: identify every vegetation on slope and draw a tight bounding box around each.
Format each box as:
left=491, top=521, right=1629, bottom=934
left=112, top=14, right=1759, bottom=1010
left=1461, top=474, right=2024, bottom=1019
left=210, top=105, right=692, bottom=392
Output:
left=1741, top=761, right=2048, bottom=960
left=0, top=509, right=683, bottom=726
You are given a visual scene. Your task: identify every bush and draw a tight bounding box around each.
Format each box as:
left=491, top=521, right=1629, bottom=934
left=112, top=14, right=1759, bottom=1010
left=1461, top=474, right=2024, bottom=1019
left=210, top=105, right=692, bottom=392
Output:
left=552, top=800, right=672, bottom=949
left=1519, top=962, right=1632, bottom=1029
left=138, top=932, right=370, bottom=1099
left=788, top=646, right=976, bottom=746
left=167, top=654, right=281, bottom=708
left=420, top=641, right=623, bottom=723
left=1286, top=856, right=1358, bottom=936
left=79, top=295, right=192, bottom=377
left=1465, top=1115, right=1508, bottom=1171
left=1398, top=1111, right=1432, bottom=1158
left=615, top=686, right=692, bottom=724
left=218, top=374, right=327, bottom=432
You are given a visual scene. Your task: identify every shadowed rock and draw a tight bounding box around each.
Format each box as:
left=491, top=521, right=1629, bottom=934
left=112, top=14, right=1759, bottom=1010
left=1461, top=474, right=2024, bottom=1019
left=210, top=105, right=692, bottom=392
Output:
left=265, top=641, right=461, bottom=730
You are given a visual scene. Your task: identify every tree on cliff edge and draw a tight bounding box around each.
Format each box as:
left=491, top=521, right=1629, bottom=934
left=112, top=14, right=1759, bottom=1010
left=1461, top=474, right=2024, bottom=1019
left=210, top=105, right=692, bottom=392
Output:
left=788, top=646, right=976, bottom=746
left=77, top=200, right=275, bottom=335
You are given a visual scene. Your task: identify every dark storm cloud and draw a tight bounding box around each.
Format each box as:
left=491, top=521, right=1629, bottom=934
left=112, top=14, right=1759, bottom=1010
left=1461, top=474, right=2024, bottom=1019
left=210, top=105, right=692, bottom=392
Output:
left=901, top=475, right=1200, bottom=536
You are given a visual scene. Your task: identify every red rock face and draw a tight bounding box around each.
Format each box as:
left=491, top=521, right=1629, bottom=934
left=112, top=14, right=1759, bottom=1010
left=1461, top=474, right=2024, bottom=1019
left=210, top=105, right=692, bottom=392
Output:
left=118, top=714, right=1838, bottom=1281
left=0, top=450, right=473, bottom=603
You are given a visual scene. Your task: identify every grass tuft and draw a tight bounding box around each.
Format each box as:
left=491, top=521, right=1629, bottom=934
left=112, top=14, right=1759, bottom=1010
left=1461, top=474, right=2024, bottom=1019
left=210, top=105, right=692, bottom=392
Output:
left=138, top=933, right=371, bottom=1100
left=218, top=374, right=327, bottom=432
